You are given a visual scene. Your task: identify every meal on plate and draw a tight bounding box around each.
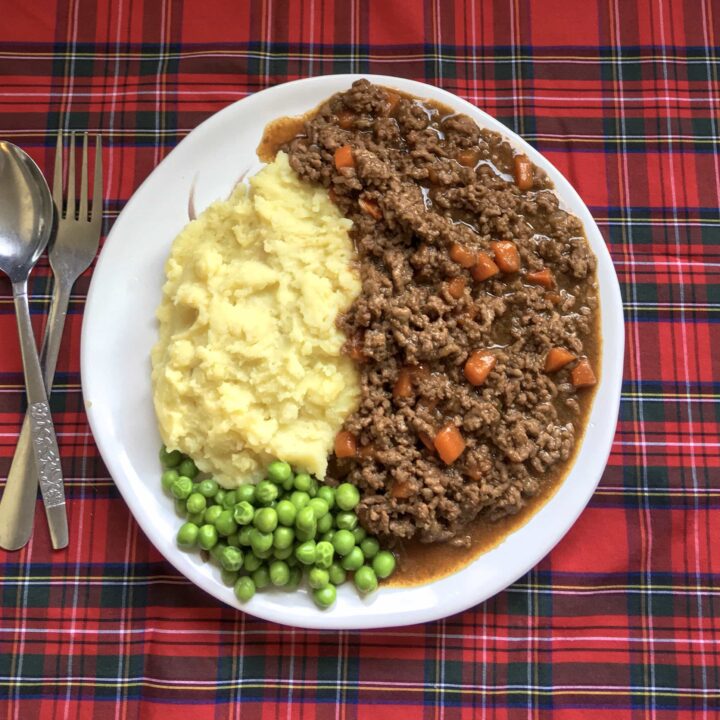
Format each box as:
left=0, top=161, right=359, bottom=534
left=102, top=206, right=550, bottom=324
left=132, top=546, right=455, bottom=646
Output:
left=151, top=79, right=600, bottom=608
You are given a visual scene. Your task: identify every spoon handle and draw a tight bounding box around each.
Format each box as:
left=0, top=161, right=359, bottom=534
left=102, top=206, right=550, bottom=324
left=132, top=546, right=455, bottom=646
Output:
left=11, top=280, right=68, bottom=550
left=0, top=282, right=71, bottom=550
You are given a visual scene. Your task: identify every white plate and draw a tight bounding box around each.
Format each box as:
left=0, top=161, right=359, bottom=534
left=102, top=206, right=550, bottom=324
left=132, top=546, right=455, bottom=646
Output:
left=81, top=74, right=624, bottom=630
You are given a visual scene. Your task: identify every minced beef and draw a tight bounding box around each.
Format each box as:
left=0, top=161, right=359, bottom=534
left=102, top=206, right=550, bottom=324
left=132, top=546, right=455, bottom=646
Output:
left=284, top=80, right=599, bottom=545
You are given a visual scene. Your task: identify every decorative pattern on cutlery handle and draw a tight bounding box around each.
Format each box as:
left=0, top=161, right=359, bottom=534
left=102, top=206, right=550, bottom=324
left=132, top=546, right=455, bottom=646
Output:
left=29, top=401, right=65, bottom=508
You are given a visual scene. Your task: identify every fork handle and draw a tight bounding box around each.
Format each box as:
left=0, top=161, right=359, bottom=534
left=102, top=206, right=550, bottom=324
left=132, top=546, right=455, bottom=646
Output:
left=0, top=282, right=69, bottom=551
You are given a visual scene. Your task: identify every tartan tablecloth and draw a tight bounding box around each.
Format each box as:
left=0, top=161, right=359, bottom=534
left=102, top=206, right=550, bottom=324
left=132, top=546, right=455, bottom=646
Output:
left=1, top=1, right=719, bottom=717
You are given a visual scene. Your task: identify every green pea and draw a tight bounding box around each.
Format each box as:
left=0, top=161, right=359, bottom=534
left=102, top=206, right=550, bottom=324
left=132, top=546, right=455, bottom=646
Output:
left=332, top=529, right=355, bottom=556
left=159, top=446, right=183, bottom=468
left=308, top=497, right=329, bottom=519
left=281, top=475, right=295, bottom=492
left=309, top=567, right=329, bottom=589
left=352, top=526, right=367, bottom=544
left=220, top=568, right=238, bottom=587
left=176, top=522, right=199, bottom=549
left=286, top=555, right=299, bottom=568
left=269, top=560, right=290, bottom=587
left=252, top=566, right=270, bottom=590
left=214, top=489, right=227, bottom=507
left=238, top=526, right=253, bottom=546
left=161, top=469, right=179, bottom=492
left=253, top=507, right=278, bottom=534
left=227, top=532, right=241, bottom=547
left=316, top=513, right=333, bottom=534
left=178, top=458, right=198, bottom=480
left=285, top=566, right=303, bottom=591
left=222, top=490, right=238, bottom=509
left=295, top=540, right=317, bottom=565
left=255, top=480, right=278, bottom=505
left=187, top=511, right=205, bottom=525
left=313, top=584, right=337, bottom=609
left=249, top=528, right=274, bottom=554
left=170, top=476, right=193, bottom=500
left=236, top=484, right=256, bottom=504
left=186, top=492, right=207, bottom=515
left=294, top=473, right=313, bottom=493
left=328, top=562, right=347, bottom=585
left=198, top=524, right=218, bottom=551
left=210, top=542, right=227, bottom=563
left=320, top=530, right=335, bottom=543
left=273, top=526, right=295, bottom=550
left=296, top=506, right=317, bottom=533
left=360, top=537, right=380, bottom=559
left=315, top=541, right=334, bottom=569
left=273, top=546, right=294, bottom=560
left=254, top=547, right=273, bottom=560
left=267, top=460, right=292, bottom=484
left=335, top=511, right=358, bottom=531
left=204, top=505, right=223, bottom=524
left=290, top=491, right=310, bottom=510
left=276, top=500, right=297, bottom=527
left=174, top=498, right=188, bottom=517
left=340, top=546, right=364, bottom=571
left=233, top=501, right=255, bottom=526
left=243, top=552, right=263, bottom=573
left=317, top=485, right=336, bottom=510
left=197, top=478, right=219, bottom=498
left=214, top=510, right=238, bottom=537
left=295, top=527, right=315, bottom=543
left=220, top=546, right=244, bottom=572
left=234, top=576, right=256, bottom=602
left=372, top=551, right=396, bottom=579
left=354, top=565, right=378, bottom=594
left=336, top=482, right=360, bottom=511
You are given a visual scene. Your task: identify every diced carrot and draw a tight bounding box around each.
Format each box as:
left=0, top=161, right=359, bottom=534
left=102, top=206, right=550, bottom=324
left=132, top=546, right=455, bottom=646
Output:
left=391, top=480, right=414, bottom=499
left=456, top=148, right=480, bottom=167
left=513, top=154, right=534, bottom=190
left=358, top=196, right=383, bottom=220
left=419, top=432, right=436, bottom=452
left=490, top=241, right=521, bottom=273
left=337, top=110, right=355, bottom=129
left=571, top=358, right=597, bottom=388
left=464, top=350, right=496, bottom=385
left=544, top=347, right=576, bottom=373
left=447, top=277, right=466, bottom=298
left=393, top=368, right=413, bottom=399
left=334, top=431, right=357, bottom=458
left=526, top=268, right=554, bottom=288
left=546, top=291, right=562, bottom=305
left=384, top=90, right=401, bottom=115
left=334, top=144, right=355, bottom=170
left=449, top=242, right=477, bottom=268
left=346, top=335, right=366, bottom=362
left=471, top=252, right=500, bottom=281
left=434, top=423, right=466, bottom=465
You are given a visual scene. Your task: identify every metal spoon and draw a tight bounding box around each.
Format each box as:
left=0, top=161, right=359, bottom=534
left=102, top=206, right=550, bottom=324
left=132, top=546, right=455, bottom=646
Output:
left=0, top=142, right=67, bottom=550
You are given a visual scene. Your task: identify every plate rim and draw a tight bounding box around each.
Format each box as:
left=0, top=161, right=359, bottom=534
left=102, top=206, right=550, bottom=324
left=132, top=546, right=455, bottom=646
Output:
left=81, top=73, right=624, bottom=629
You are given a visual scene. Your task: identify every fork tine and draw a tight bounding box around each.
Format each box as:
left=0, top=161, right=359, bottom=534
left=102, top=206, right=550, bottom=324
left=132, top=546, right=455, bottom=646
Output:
left=53, top=131, right=63, bottom=213
left=91, top=135, right=103, bottom=226
left=79, top=133, right=89, bottom=221
left=66, top=133, right=76, bottom=220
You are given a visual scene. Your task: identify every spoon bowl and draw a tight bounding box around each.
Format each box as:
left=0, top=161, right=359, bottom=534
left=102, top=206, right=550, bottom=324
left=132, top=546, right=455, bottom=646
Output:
left=0, top=142, right=54, bottom=279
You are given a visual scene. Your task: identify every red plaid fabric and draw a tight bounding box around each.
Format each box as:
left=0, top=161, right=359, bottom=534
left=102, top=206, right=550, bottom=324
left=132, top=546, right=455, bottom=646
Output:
left=1, top=1, right=719, bottom=718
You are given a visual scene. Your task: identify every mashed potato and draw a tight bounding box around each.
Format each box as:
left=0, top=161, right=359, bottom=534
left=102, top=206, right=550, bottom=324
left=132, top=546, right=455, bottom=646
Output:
left=151, top=152, right=360, bottom=486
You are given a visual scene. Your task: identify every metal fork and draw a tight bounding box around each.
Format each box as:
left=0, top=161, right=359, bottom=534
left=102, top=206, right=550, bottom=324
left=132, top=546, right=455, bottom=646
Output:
left=0, top=132, right=103, bottom=550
